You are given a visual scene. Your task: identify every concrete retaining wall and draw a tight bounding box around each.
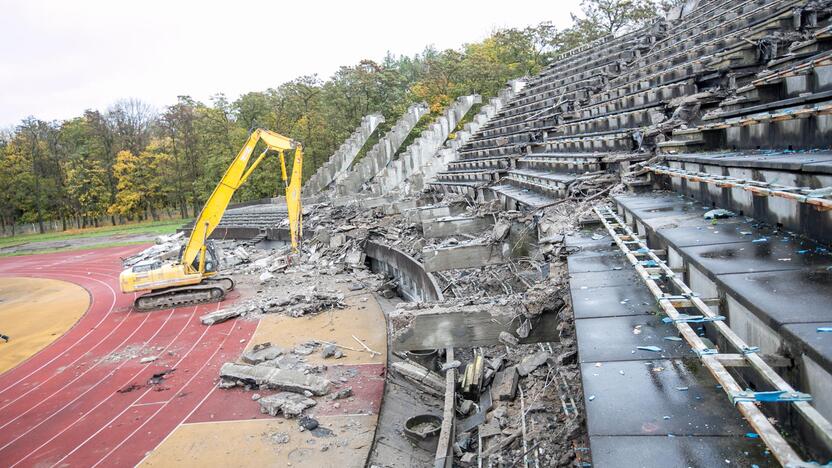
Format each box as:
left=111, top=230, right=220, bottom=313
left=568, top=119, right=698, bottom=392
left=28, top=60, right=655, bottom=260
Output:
left=303, top=114, right=384, bottom=195
left=335, top=103, right=429, bottom=196
left=364, top=241, right=444, bottom=303
left=369, top=95, right=481, bottom=195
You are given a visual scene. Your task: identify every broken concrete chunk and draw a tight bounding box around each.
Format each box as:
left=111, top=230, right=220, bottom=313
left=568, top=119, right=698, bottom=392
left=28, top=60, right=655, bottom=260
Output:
left=259, top=392, right=317, bottom=418
left=441, top=360, right=461, bottom=371
left=253, top=256, right=273, bottom=269
left=498, top=331, right=519, bottom=347
left=139, top=356, right=158, bottom=364
left=458, top=399, right=474, bottom=416
left=330, top=233, right=347, bottom=248
left=492, top=221, right=511, bottom=241
left=241, top=345, right=283, bottom=365
left=390, top=361, right=445, bottom=395
left=703, top=209, right=735, bottom=220
left=233, top=246, right=251, bottom=263
left=330, top=387, right=353, bottom=400
left=516, top=319, right=531, bottom=339
left=200, top=307, right=242, bottom=325
left=293, top=344, right=315, bottom=356
left=493, top=367, right=519, bottom=401
left=321, top=344, right=338, bottom=358
left=220, top=363, right=331, bottom=396
left=259, top=271, right=275, bottom=283
left=345, top=250, right=366, bottom=266
left=517, top=351, right=550, bottom=377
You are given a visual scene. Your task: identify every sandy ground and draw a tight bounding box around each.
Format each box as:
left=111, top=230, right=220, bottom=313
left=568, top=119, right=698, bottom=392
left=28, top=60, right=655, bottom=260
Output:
left=0, top=277, right=90, bottom=373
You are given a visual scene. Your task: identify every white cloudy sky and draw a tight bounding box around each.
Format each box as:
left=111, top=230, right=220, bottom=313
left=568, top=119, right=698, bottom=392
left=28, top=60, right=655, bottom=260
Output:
left=0, top=0, right=581, bottom=127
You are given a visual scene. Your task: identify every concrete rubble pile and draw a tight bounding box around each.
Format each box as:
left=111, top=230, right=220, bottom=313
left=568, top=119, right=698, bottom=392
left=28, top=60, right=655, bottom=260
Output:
left=216, top=340, right=361, bottom=419
left=122, top=232, right=185, bottom=267
left=200, top=287, right=346, bottom=325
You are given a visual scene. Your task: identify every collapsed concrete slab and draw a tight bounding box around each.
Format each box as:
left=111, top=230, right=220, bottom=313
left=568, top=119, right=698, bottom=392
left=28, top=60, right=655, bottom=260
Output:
left=258, top=392, right=317, bottom=418
left=241, top=344, right=283, bottom=365
left=422, top=215, right=495, bottom=239
left=422, top=242, right=512, bottom=272
left=390, top=302, right=560, bottom=350
left=219, top=363, right=331, bottom=396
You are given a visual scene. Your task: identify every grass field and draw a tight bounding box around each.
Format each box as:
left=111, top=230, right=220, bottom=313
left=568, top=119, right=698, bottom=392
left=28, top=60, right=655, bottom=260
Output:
left=0, top=219, right=188, bottom=256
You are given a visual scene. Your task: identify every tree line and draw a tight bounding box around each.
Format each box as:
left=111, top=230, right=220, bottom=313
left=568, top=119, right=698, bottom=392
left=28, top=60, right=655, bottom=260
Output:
left=0, top=0, right=667, bottom=235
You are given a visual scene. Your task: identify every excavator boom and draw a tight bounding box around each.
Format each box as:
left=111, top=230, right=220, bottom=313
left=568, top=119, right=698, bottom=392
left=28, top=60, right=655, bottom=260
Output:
left=182, top=129, right=302, bottom=271
left=120, top=128, right=303, bottom=310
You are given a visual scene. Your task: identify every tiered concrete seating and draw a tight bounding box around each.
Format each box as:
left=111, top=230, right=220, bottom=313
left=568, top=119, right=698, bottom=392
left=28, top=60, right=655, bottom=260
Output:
left=429, top=0, right=831, bottom=212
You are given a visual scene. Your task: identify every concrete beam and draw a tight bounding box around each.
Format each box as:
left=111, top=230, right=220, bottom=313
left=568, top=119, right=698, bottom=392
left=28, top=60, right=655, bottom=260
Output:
left=422, top=215, right=494, bottom=239
left=409, top=203, right=469, bottom=224
left=422, top=242, right=511, bottom=272
left=391, top=303, right=559, bottom=350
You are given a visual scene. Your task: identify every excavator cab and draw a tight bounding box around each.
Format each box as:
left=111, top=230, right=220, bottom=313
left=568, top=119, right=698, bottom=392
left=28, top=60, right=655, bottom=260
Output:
left=181, top=241, right=220, bottom=274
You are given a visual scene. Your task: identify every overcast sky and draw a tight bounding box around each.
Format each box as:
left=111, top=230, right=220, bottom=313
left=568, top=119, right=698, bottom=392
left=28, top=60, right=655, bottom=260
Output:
left=0, top=0, right=581, bottom=127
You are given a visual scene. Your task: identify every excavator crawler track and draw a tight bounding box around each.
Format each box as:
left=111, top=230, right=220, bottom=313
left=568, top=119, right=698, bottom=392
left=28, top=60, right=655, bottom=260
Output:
left=134, top=277, right=235, bottom=311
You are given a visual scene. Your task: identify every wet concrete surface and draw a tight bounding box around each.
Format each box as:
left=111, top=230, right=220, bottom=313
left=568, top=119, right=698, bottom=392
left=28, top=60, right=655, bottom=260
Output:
left=581, top=358, right=751, bottom=436
left=613, top=192, right=832, bottom=436
left=719, top=269, right=832, bottom=328
left=681, top=239, right=832, bottom=276
left=576, top=315, right=695, bottom=363
left=569, top=269, right=643, bottom=289
left=567, top=202, right=785, bottom=466
left=567, top=250, right=630, bottom=273
left=660, top=221, right=782, bottom=249
left=589, top=435, right=776, bottom=467
left=571, top=284, right=657, bottom=319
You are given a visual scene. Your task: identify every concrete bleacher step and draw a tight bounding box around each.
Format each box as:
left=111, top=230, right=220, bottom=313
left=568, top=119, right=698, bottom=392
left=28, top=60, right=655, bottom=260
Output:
left=566, top=228, right=774, bottom=467
left=487, top=183, right=557, bottom=210
left=654, top=149, right=832, bottom=244
left=610, top=191, right=832, bottom=456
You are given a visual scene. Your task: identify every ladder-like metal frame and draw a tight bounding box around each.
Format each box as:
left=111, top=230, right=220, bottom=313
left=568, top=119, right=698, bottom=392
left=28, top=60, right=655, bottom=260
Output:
left=593, top=204, right=832, bottom=467
left=648, top=164, right=832, bottom=211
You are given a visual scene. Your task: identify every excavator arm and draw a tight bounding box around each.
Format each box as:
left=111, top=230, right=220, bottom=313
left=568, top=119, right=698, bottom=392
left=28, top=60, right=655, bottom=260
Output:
left=182, top=128, right=303, bottom=273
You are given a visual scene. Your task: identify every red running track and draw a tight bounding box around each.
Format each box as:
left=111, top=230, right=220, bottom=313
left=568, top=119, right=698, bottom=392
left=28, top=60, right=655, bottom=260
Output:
left=0, top=246, right=256, bottom=467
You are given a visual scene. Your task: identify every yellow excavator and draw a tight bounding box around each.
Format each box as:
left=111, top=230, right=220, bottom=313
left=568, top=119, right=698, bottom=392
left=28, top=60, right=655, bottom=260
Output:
left=119, top=129, right=303, bottom=311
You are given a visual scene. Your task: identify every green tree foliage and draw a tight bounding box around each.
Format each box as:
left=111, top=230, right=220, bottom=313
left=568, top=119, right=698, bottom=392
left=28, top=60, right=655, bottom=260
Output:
left=2, top=0, right=661, bottom=234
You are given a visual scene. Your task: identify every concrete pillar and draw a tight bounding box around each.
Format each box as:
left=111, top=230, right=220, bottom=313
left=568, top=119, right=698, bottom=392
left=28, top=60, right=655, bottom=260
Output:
left=334, top=103, right=429, bottom=196
left=303, top=113, right=383, bottom=195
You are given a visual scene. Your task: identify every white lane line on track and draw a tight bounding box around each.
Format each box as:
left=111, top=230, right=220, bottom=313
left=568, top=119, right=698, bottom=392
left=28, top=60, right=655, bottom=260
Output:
left=43, top=303, right=225, bottom=468
left=0, top=270, right=125, bottom=398
left=134, top=385, right=220, bottom=466
left=89, top=319, right=234, bottom=467
left=3, top=302, right=195, bottom=464
left=0, top=302, right=187, bottom=456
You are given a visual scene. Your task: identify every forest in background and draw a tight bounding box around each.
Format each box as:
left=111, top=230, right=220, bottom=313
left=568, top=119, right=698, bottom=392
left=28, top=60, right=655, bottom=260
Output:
left=0, top=0, right=674, bottom=235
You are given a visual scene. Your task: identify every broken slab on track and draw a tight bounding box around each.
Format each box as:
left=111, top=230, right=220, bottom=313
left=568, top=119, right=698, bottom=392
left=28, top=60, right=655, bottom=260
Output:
left=220, top=363, right=331, bottom=396
left=258, top=392, right=317, bottom=418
